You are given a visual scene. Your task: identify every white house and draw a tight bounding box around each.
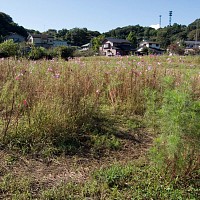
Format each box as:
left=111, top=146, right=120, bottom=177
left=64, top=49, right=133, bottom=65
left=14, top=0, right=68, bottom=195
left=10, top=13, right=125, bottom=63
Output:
left=136, top=40, right=164, bottom=55
left=100, top=38, right=135, bottom=56
left=27, top=34, right=54, bottom=48
left=139, top=41, right=161, bottom=49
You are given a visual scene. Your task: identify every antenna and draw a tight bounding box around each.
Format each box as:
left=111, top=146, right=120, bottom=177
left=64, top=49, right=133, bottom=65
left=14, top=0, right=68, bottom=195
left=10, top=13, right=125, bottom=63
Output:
left=159, top=15, right=162, bottom=28
left=169, top=11, right=173, bottom=26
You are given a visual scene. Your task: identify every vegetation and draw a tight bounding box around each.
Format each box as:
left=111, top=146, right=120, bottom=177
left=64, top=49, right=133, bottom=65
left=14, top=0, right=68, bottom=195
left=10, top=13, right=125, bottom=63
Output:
left=0, top=12, right=28, bottom=42
left=104, top=20, right=200, bottom=49
left=0, top=55, right=199, bottom=199
left=0, top=11, right=199, bottom=53
left=0, top=39, right=19, bottom=58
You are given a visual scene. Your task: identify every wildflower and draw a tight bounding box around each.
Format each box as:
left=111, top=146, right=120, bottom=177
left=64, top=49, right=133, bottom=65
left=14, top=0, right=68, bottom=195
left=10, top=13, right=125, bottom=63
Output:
left=147, top=66, right=152, bottom=71
left=15, top=75, right=20, bottom=80
left=47, top=67, right=54, bottom=72
left=54, top=73, right=60, bottom=78
left=23, top=99, right=28, bottom=107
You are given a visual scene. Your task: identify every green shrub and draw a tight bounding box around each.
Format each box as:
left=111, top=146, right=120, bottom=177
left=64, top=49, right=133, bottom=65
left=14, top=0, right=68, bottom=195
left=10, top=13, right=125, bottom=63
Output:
left=54, top=46, right=75, bottom=60
left=28, top=46, right=47, bottom=60
left=146, top=77, right=200, bottom=178
left=0, top=39, right=19, bottom=57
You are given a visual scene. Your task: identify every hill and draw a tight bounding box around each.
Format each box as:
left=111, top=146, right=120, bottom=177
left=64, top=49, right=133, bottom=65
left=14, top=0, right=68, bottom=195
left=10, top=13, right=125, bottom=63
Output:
left=0, top=12, right=28, bottom=42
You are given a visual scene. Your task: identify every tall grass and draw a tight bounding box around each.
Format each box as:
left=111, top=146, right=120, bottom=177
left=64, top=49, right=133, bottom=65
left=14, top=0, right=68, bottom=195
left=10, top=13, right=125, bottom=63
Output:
left=0, top=55, right=199, bottom=198
left=0, top=56, right=199, bottom=164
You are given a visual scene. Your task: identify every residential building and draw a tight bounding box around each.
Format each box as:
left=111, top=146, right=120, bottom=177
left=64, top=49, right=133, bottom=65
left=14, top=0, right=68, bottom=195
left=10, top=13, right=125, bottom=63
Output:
left=139, top=41, right=161, bottom=49
left=184, top=40, right=200, bottom=55
left=100, top=38, right=135, bottom=56
left=53, top=40, right=68, bottom=47
left=136, top=40, right=164, bottom=55
left=81, top=43, right=91, bottom=51
left=184, top=40, right=200, bottom=49
left=27, top=34, right=54, bottom=48
left=5, top=33, right=25, bottom=43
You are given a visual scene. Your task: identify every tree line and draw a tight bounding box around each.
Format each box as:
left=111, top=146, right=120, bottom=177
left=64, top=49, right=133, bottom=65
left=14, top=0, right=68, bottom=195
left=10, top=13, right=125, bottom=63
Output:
left=0, top=12, right=199, bottom=54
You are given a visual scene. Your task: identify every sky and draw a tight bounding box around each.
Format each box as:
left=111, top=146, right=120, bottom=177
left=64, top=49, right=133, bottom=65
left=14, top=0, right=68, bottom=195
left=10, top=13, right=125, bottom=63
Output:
left=1, top=0, right=200, bottom=33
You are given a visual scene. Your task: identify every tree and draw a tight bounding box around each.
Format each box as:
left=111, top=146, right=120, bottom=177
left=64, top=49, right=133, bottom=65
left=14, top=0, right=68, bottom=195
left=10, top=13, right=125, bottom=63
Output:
left=65, top=28, right=100, bottom=46
left=126, top=31, right=137, bottom=48
left=168, top=43, right=185, bottom=55
left=91, top=35, right=105, bottom=52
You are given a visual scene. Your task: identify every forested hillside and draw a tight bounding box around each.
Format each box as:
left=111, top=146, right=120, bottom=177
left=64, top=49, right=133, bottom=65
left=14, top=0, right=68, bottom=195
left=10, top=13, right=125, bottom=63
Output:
left=0, top=12, right=28, bottom=42
left=104, top=19, right=200, bottom=48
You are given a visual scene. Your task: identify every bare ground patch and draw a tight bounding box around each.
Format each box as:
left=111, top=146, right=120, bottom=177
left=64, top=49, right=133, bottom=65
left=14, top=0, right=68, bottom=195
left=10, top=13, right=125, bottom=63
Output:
left=0, top=127, right=153, bottom=198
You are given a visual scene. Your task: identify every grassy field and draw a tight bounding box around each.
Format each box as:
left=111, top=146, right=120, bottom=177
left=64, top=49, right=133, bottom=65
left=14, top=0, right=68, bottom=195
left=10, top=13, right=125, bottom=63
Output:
left=0, top=55, right=199, bottom=199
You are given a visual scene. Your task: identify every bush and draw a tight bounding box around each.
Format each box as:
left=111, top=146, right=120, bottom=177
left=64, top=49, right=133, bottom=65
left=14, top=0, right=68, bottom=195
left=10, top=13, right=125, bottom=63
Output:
left=54, top=46, right=75, bottom=60
left=0, top=39, right=19, bottom=58
left=28, top=46, right=47, bottom=60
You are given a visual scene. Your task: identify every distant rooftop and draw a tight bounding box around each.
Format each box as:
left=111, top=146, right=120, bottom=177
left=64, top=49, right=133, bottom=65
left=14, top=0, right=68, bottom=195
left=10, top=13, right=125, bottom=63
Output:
left=105, top=37, right=131, bottom=44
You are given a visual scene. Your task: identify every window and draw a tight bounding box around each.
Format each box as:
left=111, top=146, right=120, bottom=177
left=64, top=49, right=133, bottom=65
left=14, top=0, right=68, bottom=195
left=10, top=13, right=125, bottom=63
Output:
left=104, top=43, right=110, bottom=49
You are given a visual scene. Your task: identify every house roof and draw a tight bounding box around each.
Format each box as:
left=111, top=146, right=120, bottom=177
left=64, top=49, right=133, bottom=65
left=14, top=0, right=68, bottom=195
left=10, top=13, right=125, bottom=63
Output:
left=28, top=34, right=54, bottom=39
left=81, top=43, right=91, bottom=47
left=140, top=41, right=159, bottom=44
left=185, top=40, right=200, bottom=44
left=104, top=37, right=131, bottom=44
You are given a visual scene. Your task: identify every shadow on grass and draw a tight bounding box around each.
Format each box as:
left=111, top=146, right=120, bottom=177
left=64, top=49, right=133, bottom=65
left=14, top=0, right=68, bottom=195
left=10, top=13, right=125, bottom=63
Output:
left=1, top=114, right=145, bottom=159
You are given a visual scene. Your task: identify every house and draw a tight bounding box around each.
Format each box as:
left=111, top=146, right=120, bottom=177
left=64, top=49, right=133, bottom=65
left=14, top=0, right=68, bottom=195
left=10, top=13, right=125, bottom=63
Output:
left=5, top=33, right=25, bottom=43
left=136, top=41, right=164, bottom=55
left=100, top=38, right=135, bottom=56
left=184, top=40, right=200, bottom=49
left=184, top=40, right=200, bottom=55
left=81, top=43, right=91, bottom=51
left=53, top=40, right=68, bottom=47
left=27, top=34, right=54, bottom=48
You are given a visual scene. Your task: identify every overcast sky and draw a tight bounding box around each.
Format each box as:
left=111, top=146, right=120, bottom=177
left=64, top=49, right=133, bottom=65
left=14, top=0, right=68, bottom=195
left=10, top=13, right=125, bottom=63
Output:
left=1, top=0, right=200, bottom=32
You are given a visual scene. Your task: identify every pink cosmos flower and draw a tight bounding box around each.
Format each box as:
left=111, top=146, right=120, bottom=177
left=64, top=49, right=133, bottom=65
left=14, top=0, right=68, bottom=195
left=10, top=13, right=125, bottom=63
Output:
left=54, top=73, right=60, bottom=78
left=147, top=66, right=152, bottom=71
left=15, top=75, right=20, bottom=80
left=47, top=67, right=54, bottom=72
left=23, top=99, right=28, bottom=106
